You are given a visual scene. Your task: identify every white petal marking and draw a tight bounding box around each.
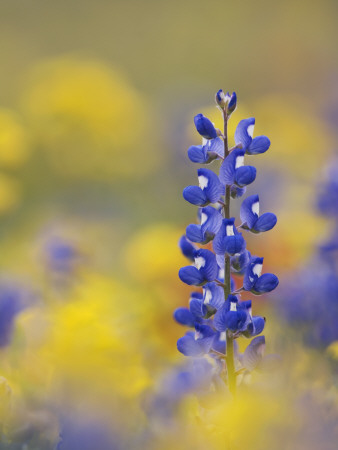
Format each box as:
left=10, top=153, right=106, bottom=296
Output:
left=198, top=175, right=209, bottom=190
left=220, top=331, right=226, bottom=341
left=195, top=256, right=206, bottom=270
left=252, top=201, right=260, bottom=216
left=247, top=124, right=254, bottom=138
left=235, top=156, right=244, bottom=169
left=230, top=302, right=237, bottom=312
left=204, top=288, right=212, bottom=305
left=253, top=263, right=263, bottom=277
left=226, top=225, right=235, bottom=236
left=201, top=212, right=208, bottom=225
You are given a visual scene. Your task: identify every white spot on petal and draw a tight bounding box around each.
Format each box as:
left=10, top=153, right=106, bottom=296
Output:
left=202, top=138, right=208, bottom=146
left=204, top=288, right=212, bottom=305
left=253, top=263, right=263, bottom=277
left=201, top=212, right=208, bottom=225
left=247, top=124, right=254, bottom=138
left=195, top=256, right=206, bottom=270
left=252, top=201, right=259, bottom=216
left=235, top=156, right=244, bottom=169
left=230, top=302, right=237, bottom=312
left=226, top=225, right=235, bottom=236
left=220, top=331, right=226, bottom=341
left=195, top=331, right=202, bottom=340
left=198, top=175, right=209, bottom=190
left=249, top=276, right=254, bottom=282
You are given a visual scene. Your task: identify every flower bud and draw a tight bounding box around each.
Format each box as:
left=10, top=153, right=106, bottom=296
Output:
left=215, top=89, right=231, bottom=109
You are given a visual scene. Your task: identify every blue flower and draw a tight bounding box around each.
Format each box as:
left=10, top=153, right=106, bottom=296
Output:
left=174, top=291, right=209, bottom=327
left=183, top=168, right=224, bottom=206
left=234, top=118, right=270, bottom=155
left=230, top=249, right=251, bottom=274
left=243, top=256, right=279, bottom=295
left=177, top=323, right=216, bottom=356
left=211, top=331, right=227, bottom=354
left=202, top=282, right=224, bottom=311
left=213, top=218, right=246, bottom=256
left=0, top=282, right=32, bottom=348
left=240, top=335, right=266, bottom=371
left=179, top=249, right=218, bottom=286
left=215, top=90, right=237, bottom=114
left=213, top=295, right=248, bottom=333
left=219, top=148, right=256, bottom=188
left=186, top=206, right=223, bottom=244
left=240, top=194, right=277, bottom=233
left=194, top=113, right=218, bottom=139
left=188, top=137, right=224, bottom=164
left=45, top=237, right=79, bottom=274
left=178, top=235, right=197, bottom=261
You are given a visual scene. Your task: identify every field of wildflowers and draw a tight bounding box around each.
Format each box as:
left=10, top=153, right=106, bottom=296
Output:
left=0, top=0, right=338, bottom=448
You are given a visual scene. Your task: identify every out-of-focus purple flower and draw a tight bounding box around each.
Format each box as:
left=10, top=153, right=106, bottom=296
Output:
left=0, top=282, right=33, bottom=347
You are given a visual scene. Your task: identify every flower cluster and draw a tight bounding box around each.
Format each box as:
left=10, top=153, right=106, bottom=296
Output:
left=277, top=160, right=338, bottom=348
left=175, top=91, right=279, bottom=393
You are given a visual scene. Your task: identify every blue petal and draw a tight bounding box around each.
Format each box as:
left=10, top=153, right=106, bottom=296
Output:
left=230, top=249, right=251, bottom=274
left=183, top=186, right=207, bottom=206
left=219, top=148, right=245, bottom=185
left=174, top=307, right=195, bottom=327
left=240, top=194, right=259, bottom=229
left=186, top=224, right=205, bottom=243
left=247, top=316, right=266, bottom=336
left=177, top=332, right=206, bottom=356
left=230, top=185, right=246, bottom=199
left=189, top=297, right=207, bottom=318
left=247, top=136, right=270, bottom=155
left=194, top=249, right=218, bottom=282
left=200, top=206, right=223, bottom=236
left=213, top=303, right=228, bottom=332
left=179, top=235, right=197, bottom=261
left=179, top=266, right=205, bottom=286
left=206, top=137, right=224, bottom=159
left=188, top=145, right=209, bottom=163
left=227, top=92, right=237, bottom=113
left=252, top=273, right=279, bottom=295
left=197, top=168, right=224, bottom=203
left=243, top=256, right=264, bottom=291
left=212, top=331, right=226, bottom=354
left=253, top=213, right=277, bottom=233
left=194, top=114, right=218, bottom=140
left=234, top=118, right=255, bottom=150
left=235, top=166, right=257, bottom=187
left=203, top=282, right=224, bottom=310
left=224, top=234, right=246, bottom=256
left=242, top=336, right=265, bottom=371
left=213, top=218, right=238, bottom=255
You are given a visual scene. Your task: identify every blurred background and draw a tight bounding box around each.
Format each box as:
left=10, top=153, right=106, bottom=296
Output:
left=0, top=0, right=337, bottom=448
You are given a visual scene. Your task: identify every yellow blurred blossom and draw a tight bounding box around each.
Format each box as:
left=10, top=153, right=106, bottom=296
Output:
left=123, top=223, right=187, bottom=282
left=20, top=57, right=161, bottom=179
left=0, top=109, right=30, bottom=167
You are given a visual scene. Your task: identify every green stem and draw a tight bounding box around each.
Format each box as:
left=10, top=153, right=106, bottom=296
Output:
left=222, top=110, right=236, bottom=396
